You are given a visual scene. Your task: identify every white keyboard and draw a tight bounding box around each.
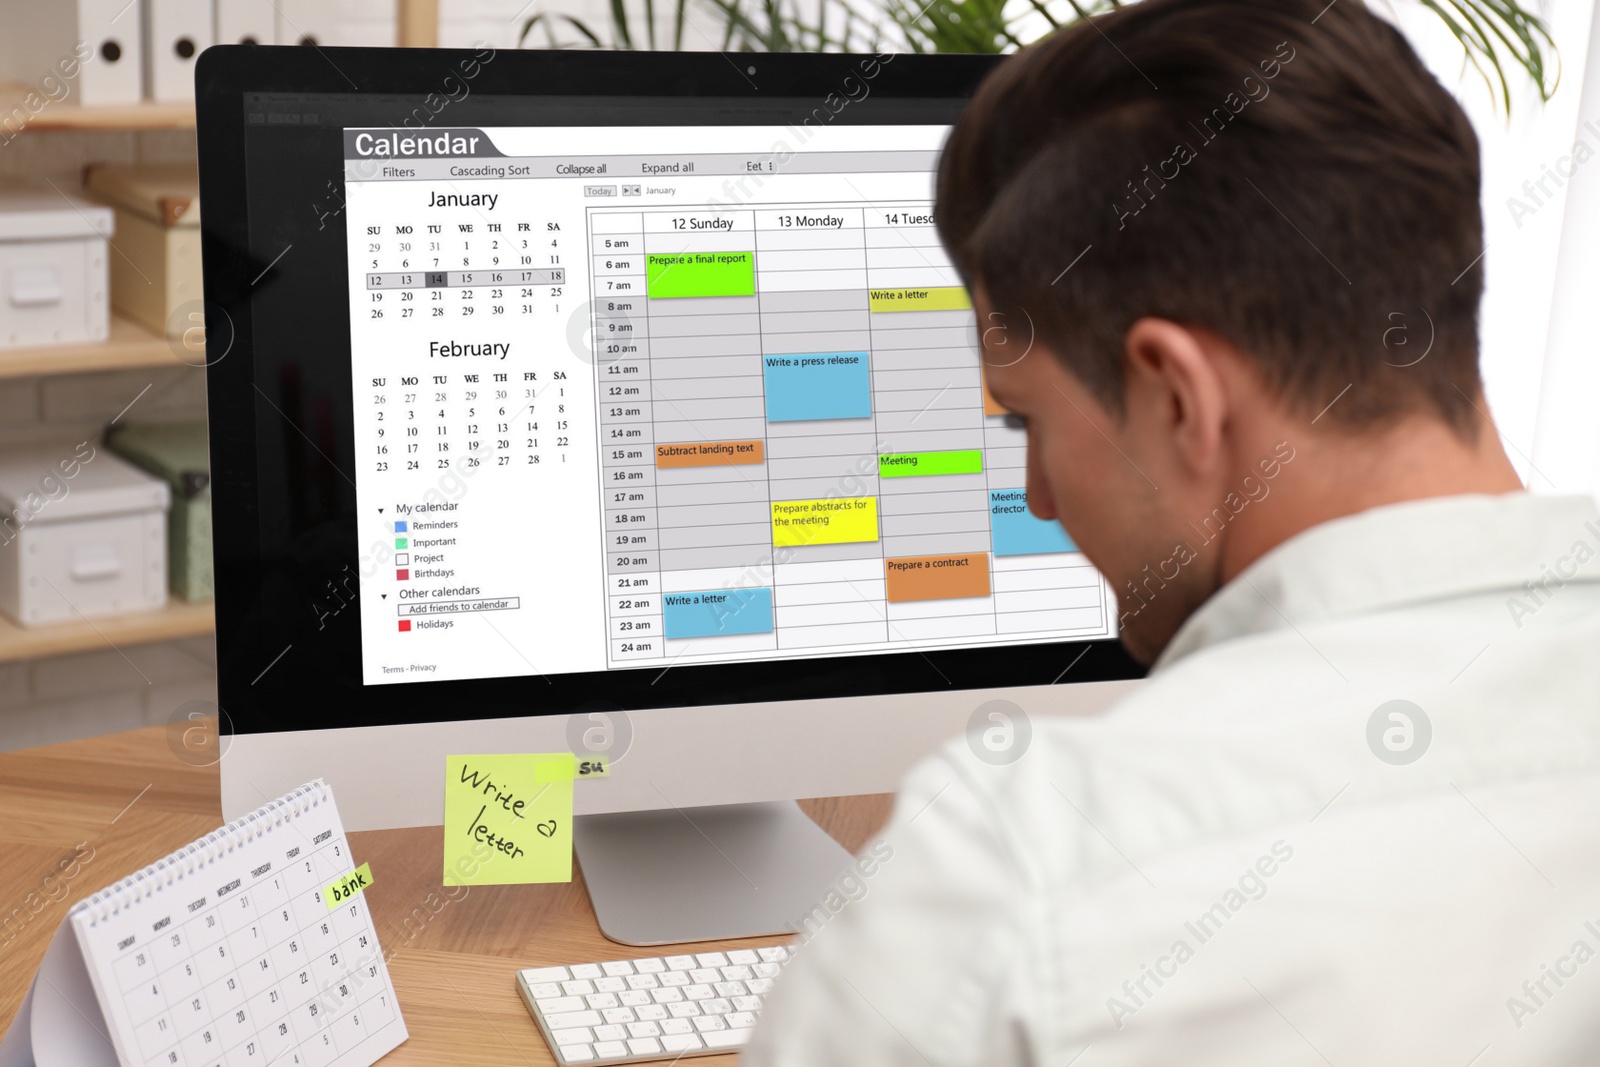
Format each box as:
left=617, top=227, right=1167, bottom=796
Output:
left=516, top=945, right=792, bottom=1064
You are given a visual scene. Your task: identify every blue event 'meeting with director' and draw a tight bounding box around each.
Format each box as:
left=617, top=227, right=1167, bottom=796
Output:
left=744, top=0, right=1600, bottom=1064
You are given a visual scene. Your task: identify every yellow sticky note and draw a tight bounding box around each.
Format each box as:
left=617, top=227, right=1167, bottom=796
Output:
left=322, top=863, right=374, bottom=909
left=444, top=754, right=573, bottom=886
left=771, top=497, right=879, bottom=547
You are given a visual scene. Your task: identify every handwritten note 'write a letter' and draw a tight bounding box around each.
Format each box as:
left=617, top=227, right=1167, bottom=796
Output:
left=444, top=754, right=575, bottom=886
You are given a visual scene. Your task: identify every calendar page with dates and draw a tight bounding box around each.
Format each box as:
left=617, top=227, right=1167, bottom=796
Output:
left=341, top=124, right=1114, bottom=686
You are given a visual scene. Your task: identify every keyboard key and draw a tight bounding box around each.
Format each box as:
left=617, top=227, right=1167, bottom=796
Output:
left=594, top=1040, right=628, bottom=1059
left=529, top=982, right=564, bottom=999
left=662, top=1018, right=694, bottom=1035
left=758, top=947, right=789, bottom=962
left=537, top=997, right=587, bottom=1015
left=545, top=1010, right=603, bottom=1030
left=593, top=976, right=626, bottom=993
left=562, top=979, right=596, bottom=996
left=627, top=1021, right=662, bottom=1038
left=570, top=964, right=604, bottom=980
left=702, top=998, right=732, bottom=1016
left=695, top=952, right=729, bottom=967
left=593, top=1024, right=627, bottom=1042
left=602, top=960, right=635, bottom=977
left=627, top=1037, right=662, bottom=1056
left=733, top=996, right=762, bottom=1013
left=662, top=1034, right=704, bottom=1053
left=753, top=962, right=782, bottom=978
left=552, top=1027, right=593, bottom=1045
left=584, top=993, right=619, bottom=1010
left=650, top=987, right=683, bottom=1003
left=633, top=957, right=666, bottom=973
left=683, top=984, right=714, bottom=1000
left=693, top=1015, right=726, bottom=1033
left=727, top=1011, right=758, bottom=1029
left=618, top=990, right=651, bottom=1007
left=721, top=965, right=753, bottom=981
left=665, top=955, right=697, bottom=970
left=747, top=978, right=774, bottom=995
left=668, top=1001, right=701, bottom=1018
left=636, top=1004, right=668, bottom=1021
left=690, top=968, right=721, bottom=984
left=703, top=1027, right=755, bottom=1050
left=659, top=971, right=691, bottom=987
left=557, top=1043, right=595, bottom=1063
left=625, top=973, right=659, bottom=990
left=523, top=966, right=572, bottom=982
left=726, top=949, right=760, bottom=965
left=601, top=1007, right=636, bottom=1024
left=716, top=981, right=747, bottom=997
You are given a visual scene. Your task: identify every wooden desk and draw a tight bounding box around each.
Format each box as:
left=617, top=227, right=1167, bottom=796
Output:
left=0, top=724, right=893, bottom=1065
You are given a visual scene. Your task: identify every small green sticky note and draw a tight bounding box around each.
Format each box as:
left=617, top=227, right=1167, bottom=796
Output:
left=533, top=753, right=577, bottom=783
left=574, top=754, right=610, bottom=778
left=323, top=863, right=374, bottom=909
left=445, top=754, right=573, bottom=886
left=395, top=537, right=408, bottom=549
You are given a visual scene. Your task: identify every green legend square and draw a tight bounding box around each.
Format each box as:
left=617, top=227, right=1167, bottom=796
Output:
left=395, top=537, right=408, bottom=549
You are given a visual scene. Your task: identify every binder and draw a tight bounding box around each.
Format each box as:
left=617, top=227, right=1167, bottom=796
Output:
left=214, top=0, right=276, bottom=45
left=142, top=0, right=213, bottom=103
left=0, top=0, right=143, bottom=107
left=274, top=0, right=338, bottom=47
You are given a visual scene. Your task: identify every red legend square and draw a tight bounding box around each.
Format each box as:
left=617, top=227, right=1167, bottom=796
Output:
left=398, top=620, right=411, bottom=632
left=396, top=569, right=409, bottom=580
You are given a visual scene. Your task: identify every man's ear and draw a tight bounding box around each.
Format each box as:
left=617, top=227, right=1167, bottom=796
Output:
left=1123, top=317, right=1229, bottom=476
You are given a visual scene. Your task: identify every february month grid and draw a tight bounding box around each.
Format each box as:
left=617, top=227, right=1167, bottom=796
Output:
left=103, top=824, right=398, bottom=1067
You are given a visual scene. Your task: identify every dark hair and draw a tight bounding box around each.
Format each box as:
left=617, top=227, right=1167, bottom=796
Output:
left=935, top=0, right=1485, bottom=434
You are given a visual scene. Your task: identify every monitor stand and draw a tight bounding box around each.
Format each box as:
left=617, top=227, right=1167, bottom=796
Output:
left=574, top=800, right=854, bottom=946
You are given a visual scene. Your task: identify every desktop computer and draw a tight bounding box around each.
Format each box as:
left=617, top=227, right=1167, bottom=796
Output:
left=196, top=46, right=1142, bottom=947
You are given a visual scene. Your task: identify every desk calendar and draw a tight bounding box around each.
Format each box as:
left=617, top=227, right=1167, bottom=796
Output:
left=0, top=780, right=406, bottom=1067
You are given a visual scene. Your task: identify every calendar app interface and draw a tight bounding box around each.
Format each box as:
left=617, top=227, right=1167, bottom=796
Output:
left=343, top=124, right=1114, bottom=686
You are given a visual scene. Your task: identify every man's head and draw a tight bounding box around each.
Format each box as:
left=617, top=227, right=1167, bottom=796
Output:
left=936, top=0, right=1516, bottom=663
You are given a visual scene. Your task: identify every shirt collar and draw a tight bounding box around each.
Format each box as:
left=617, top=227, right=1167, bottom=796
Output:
left=1153, top=492, right=1600, bottom=672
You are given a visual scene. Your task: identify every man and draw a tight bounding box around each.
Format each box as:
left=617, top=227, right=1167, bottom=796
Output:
left=744, top=0, right=1600, bottom=1063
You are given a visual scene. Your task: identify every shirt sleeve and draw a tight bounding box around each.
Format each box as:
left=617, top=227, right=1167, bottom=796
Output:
left=741, top=745, right=1039, bottom=1067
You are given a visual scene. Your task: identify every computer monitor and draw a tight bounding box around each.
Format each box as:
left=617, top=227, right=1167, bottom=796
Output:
left=197, top=46, right=1143, bottom=944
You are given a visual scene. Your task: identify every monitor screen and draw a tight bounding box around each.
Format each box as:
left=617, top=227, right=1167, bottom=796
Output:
left=342, top=121, right=1112, bottom=685
left=203, top=52, right=1141, bottom=734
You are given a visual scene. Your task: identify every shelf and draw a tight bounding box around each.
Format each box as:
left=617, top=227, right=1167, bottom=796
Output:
left=0, top=599, right=214, bottom=664
left=0, top=84, right=195, bottom=132
left=0, top=313, right=203, bottom=380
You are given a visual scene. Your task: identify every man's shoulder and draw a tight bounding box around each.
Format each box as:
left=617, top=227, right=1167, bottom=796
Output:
left=917, top=613, right=1600, bottom=892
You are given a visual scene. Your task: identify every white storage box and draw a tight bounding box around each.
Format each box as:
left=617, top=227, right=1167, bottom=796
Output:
left=0, top=443, right=170, bottom=628
left=86, top=164, right=201, bottom=338
left=0, top=182, right=112, bottom=351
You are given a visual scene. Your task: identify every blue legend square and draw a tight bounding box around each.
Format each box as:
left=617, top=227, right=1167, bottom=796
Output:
left=394, top=521, right=407, bottom=533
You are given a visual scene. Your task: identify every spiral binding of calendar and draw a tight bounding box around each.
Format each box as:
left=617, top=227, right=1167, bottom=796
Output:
left=75, top=779, right=329, bottom=926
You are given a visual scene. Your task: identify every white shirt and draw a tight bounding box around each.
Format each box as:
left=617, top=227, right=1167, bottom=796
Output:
left=744, top=493, right=1600, bottom=1067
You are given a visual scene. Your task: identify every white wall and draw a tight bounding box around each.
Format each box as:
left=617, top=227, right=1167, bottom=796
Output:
left=1531, top=2, right=1600, bottom=497
left=1381, top=0, right=1596, bottom=494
